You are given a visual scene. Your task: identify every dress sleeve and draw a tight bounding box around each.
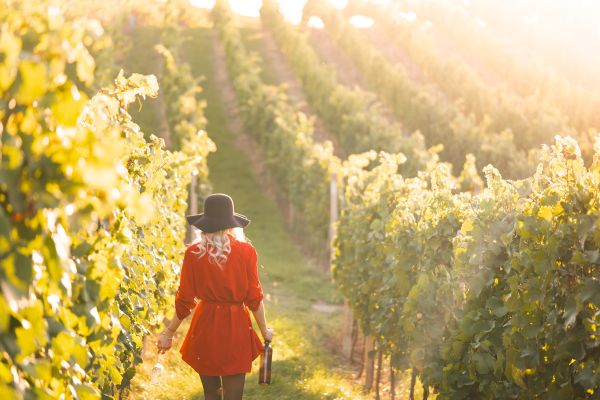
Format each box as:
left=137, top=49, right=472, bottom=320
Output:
left=175, top=246, right=197, bottom=320
left=244, top=246, right=264, bottom=312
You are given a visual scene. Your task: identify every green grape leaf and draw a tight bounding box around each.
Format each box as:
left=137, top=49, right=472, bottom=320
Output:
left=14, top=250, right=33, bottom=286
left=473, top=352, right=496, bottom=375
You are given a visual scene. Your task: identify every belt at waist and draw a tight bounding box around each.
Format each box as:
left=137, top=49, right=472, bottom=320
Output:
left=201, top=299, right=244, bottom=306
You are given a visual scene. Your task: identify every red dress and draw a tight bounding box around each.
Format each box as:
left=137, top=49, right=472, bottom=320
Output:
left=175, top=236, right=264, bottom=376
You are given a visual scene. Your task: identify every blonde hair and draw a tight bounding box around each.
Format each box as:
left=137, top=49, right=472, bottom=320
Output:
left=191, top=227, right=246, bottom=267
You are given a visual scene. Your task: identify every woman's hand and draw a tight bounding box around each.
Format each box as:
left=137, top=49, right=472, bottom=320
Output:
left=157, top=329, right=175, bottom=354
left=263, top=327, right=275, bottom=342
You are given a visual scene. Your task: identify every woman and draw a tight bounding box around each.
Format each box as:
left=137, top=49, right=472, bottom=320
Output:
left=157, top=193, right=274, bottom=400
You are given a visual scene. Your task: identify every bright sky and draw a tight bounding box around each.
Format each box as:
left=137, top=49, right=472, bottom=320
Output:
left=188, top=0, right=354, bottom=24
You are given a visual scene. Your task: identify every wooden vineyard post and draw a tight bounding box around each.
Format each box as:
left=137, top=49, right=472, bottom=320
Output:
left=409, top=367, right=417, bottom=400
left=333, top=173, right=355, bottom=360
left=390, top=361, right=396, bottom=400
left=364, top=335, right=375, bottom=390
left=328, top=173, right=338, bottom=271
left=357, top=334, right=365, bottom=379
left=341, top=299, right=353, bottom=359
left=350, top=319, right=360, bottom=362
left=288, top=198, right=295, bottom=227
left=375, top=351, right=383, bottom=400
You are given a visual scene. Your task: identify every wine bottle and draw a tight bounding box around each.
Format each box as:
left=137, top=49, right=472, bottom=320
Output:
left=258, top=340, right=272, bottom=385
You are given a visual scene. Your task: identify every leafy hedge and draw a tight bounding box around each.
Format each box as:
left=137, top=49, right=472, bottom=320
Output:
left=374, top=0, right=600, bottom=139
left=333, top=135, right=600, bottom=398
left=303, top=0, right=536, bottom=179
left=260, top=0, right=431, bottom=171
left=0, top=1, right=213, bottom=397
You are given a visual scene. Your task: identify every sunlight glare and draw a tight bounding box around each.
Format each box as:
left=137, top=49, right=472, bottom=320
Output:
left=421, top=20, right=433, bottom=32
left=277, top=0, right=305, bottom=25
left=229, top=0, right=262, bottom=17
left=329, top=0, right=348, bottom=10
left=189, top=0, right=215, bottom=9
left=307, top=15, right=324, bottom=29
left=189, top=0, right=309, bottom=25
left=398, top=11, right=416, bottom=23
left=349, top=15, right=374, bottom=29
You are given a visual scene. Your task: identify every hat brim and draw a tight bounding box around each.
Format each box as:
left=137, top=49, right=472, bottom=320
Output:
left=186, top=212, right=250, bottom=233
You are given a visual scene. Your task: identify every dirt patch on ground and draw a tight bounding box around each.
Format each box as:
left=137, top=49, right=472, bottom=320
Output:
left=312, top=301, right=343, bottom=314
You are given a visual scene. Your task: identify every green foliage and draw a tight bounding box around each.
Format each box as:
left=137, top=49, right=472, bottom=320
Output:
left=440, top=137, right=600, bottom=399
left=345, top=0, right=599, bottom=162
left=333, top=151, right=471, bottom=377
left=260, top=0, right=432, bottom=173
left=303, top=0, right=538, bottom=179
left=0, top=1, right=213, bottom=397
left=334, top=134, right=600, bottom=398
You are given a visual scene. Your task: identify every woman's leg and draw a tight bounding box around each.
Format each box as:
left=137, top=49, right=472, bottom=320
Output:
left=199, top=375, right=222, bottom=400
left=221, top=373, right=246, bottom=400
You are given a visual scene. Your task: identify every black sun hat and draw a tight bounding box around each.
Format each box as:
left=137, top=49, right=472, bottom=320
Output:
left=186, top=193, right=250, bottom=233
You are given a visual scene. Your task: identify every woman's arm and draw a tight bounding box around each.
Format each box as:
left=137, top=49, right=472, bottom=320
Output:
left=251, top=301, right=274, bottom=342
left=246, top=246, right=274, bottom=342
left=157, top=313, right=186, bottom=353
left=164, top=313, right=183, bottom=333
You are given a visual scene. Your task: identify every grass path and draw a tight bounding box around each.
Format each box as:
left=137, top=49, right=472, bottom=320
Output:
left=129, top=24, right=368, bottom=400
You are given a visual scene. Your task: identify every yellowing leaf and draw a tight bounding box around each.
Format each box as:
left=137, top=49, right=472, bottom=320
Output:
left=16, top=327, right=38, bottom=359
left=0, top=361, right=12, bottom=382
left=461, top=219, right=474, bottom=233
left=51, top=84, right=88, bottom=126
left=15, top=61, right=48, bottom=104
left=74, top=384, right=100, bottom=400
left=0, top=28, right=21, bottom=91
left=0, top=385, right=19, bottom=400
left=511, top=366, right=527, bottom=389
left=0, top=296, right=9, bottom=332
left=538, top=206, right=553, bottom=222
left=20, top=106, right=38, bottom=134
left=99, top=272, right=121, bottom=301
